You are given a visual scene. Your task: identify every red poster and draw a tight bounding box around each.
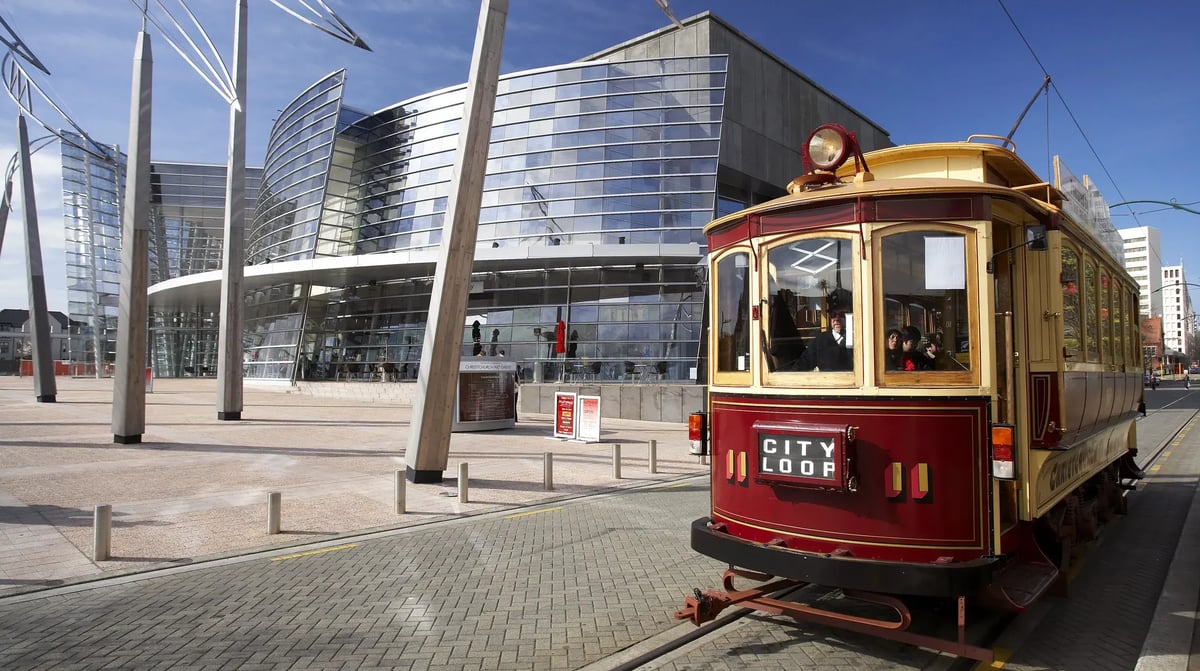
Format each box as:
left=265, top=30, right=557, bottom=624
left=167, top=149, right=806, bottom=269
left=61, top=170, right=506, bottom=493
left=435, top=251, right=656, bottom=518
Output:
left=554, top=392, right=577, bottom=439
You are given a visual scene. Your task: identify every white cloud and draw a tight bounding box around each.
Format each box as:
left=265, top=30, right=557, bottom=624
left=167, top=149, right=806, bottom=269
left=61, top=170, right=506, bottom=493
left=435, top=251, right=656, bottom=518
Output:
left=0, top=140, right=67, bottom=313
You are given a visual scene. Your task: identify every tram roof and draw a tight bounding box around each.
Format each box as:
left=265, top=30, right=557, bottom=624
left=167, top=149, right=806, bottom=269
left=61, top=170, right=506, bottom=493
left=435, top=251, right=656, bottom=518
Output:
left=704, top=140, right=1063, bottom=237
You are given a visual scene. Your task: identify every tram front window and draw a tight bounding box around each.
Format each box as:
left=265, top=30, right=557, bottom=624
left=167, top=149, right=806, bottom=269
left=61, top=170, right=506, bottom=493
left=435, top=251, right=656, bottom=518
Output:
left=715, top=251, right=751, bottom=377
left=879, top=229, right=973, bottom=377
left=764, top=236, right=855, bottom=376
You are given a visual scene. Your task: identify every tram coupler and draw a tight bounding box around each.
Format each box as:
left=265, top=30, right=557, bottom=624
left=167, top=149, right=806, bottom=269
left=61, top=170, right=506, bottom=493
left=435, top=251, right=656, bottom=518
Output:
left=674, top=573, right=802, bottom=626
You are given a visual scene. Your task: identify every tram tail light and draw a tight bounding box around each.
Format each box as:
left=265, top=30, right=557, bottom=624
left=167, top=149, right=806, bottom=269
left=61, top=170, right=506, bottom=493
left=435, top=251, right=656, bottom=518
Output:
left=990, top=423, right=1017, bottom=480
left=688, top=411, right=708, bottom=456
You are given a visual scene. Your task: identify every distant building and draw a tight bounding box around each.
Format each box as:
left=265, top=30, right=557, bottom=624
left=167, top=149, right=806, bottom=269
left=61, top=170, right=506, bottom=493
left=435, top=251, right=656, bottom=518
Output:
left=1118, top=226, right=1162, bottom=318
left=0, top=309, right=73, bottom=375
left=60, top=135, right=261, bottom=370
left=1161, top=263, right=1194, bottom=357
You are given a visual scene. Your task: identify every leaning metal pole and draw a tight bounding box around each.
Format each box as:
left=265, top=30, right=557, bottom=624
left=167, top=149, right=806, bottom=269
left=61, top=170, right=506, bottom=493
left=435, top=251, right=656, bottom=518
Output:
left=15, top=114, right=55, bottom=402
left=404, top=0, right=507, bottom=483
left=216, top=0, right=248, bottom=421
left=112, top=24, right=153, bottom=443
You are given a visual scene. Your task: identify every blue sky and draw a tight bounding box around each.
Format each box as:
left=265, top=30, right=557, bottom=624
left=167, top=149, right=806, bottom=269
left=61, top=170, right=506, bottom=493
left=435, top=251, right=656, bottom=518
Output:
left=0, top=0, right=1196, bottom=313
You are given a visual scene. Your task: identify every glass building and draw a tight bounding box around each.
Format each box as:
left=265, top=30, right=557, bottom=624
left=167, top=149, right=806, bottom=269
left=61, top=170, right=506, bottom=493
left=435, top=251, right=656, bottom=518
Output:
left=59, top=136, right=261, bottom=372
left=95, top=12, right=891, bottom=386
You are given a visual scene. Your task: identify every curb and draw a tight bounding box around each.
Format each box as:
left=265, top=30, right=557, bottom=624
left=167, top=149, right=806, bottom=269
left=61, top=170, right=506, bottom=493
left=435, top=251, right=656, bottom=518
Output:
left=1135, top=474, right=1200, bottom=671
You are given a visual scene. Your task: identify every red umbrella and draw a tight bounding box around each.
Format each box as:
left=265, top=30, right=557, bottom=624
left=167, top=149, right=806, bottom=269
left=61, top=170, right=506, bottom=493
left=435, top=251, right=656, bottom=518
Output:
left=554, top=320, right=566, bottom=355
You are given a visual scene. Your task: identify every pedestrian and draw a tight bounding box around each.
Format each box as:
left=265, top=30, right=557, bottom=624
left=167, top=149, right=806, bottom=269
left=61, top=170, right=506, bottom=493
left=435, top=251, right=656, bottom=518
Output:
left=489, top=328, right=500, bottom=356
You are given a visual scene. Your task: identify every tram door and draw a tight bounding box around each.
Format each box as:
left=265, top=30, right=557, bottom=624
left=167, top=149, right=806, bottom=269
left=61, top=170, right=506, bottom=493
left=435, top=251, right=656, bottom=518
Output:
left=991, top=223, right=1019, bottom=533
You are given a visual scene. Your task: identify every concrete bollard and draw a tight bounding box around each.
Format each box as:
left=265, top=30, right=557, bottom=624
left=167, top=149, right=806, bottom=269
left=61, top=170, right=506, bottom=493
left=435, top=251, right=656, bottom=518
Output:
left=459, top=462, right=469, bottom=503
left=648, top=439, right=658, bottom=474
left=394, top=469, right=406, bottom=515
left=544, top=452, right=554, bottom=491
left=93, top=504, right=112, bottom=561
left=267, top=492, right=281, bottom=534
left=613, top=443, right=622, bottom=479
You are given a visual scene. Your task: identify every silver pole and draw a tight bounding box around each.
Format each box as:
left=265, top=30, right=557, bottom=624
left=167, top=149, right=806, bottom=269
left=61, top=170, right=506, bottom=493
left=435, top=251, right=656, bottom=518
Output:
left=112, top=26, right=154, bottom=444
left=612, top=443, right=622, bottom=479
left=216, top=0, right=248, bottom=420
left=544, top=452, right=553, bottom=490
left=405, top=0, right=508, bottom=483
left=16, top=115, right=55, bottom=403
left=648, top=439, right=657, bottom=474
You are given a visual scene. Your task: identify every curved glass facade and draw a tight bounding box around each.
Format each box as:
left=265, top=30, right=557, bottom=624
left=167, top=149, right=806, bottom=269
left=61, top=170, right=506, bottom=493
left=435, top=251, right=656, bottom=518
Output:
left=232, top=55, right=725, bottom=381
left=248, top=70, right=349, bottom=263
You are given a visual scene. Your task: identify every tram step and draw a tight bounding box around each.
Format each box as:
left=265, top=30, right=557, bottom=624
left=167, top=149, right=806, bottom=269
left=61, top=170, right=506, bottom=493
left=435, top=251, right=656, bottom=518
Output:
left=991, top=560, right=1059, bottom=610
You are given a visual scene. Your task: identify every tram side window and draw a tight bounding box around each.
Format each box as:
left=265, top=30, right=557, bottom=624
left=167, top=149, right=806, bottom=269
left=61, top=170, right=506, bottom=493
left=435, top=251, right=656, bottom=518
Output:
left=764, top=236, right=854, bottom=374
left=1084, top=261, right=1099, bottom=362
left=1061, top=248, right=1081, bottom=361
left=880, top=230, right=972, bottom=373
left=716, top=252, right=751, bottom=373
left=1100, top=271, right=1113, bottom=364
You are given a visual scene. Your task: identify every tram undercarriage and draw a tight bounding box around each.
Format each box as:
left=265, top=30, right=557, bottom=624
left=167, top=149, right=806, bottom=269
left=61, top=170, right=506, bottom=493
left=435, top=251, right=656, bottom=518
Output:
left=676, top=461, right=1140, bottom=662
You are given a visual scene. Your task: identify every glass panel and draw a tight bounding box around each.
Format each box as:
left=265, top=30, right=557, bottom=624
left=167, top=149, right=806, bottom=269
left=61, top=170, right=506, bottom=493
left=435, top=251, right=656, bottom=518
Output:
left=1062, top=248, right=1082, bottom=362
left=764, top=236, right=854, bottom=374
left=1085, top=260, right=1099, bottom=363
left=1101, top=271, right=1113, bottom=365
left=715, top=252, right=750, bottom=374
left=880, top=230, right=972, bottom=374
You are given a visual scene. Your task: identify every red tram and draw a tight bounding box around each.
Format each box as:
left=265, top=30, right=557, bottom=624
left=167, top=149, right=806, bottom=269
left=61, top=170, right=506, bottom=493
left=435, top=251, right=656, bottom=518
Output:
left=676, top=124, right=1143, bottom=660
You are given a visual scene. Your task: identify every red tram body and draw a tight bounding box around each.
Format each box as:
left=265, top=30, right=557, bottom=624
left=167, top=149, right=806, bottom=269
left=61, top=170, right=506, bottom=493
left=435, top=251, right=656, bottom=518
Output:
left=676, top=125, right=1142, bottom=660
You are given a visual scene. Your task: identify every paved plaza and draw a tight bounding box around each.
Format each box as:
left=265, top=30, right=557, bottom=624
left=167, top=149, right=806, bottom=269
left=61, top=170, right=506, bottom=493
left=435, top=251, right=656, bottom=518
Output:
left=0, top=376, right=702, bottom=595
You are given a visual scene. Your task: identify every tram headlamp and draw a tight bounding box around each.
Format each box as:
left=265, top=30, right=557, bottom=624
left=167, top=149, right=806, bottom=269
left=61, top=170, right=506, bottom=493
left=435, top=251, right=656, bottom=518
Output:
left=807, top=125, right=850, bottom=171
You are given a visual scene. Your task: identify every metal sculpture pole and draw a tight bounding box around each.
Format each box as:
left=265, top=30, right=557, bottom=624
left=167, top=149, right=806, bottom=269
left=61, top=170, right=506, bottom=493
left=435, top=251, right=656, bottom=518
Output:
left=15, top=114, right=55, bottom=402
left=216, top=0, right=248, bottom=420
left=112, top=23, right=153, bottom=443
left=405, top=0, right=507, bottom=483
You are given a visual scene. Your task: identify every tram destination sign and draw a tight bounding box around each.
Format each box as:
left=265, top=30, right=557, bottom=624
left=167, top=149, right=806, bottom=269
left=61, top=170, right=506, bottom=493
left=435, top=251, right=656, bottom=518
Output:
left=753, top=421, right=854, bottom=491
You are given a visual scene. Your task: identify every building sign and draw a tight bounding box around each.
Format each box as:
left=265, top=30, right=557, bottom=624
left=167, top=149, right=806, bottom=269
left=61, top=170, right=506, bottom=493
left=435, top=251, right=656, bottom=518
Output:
left=554, top=392, right=577, bottom=439
left=575, top=395, right=601, bottom=442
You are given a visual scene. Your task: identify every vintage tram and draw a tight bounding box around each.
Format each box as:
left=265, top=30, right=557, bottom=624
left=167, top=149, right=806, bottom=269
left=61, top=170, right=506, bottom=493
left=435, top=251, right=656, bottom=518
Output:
left=675, top=123, right=1143, bottom=660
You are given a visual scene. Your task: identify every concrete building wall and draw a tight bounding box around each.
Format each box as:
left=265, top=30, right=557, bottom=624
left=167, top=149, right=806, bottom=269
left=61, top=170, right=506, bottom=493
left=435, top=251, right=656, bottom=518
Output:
left=583, top=12, right=892, bottom=203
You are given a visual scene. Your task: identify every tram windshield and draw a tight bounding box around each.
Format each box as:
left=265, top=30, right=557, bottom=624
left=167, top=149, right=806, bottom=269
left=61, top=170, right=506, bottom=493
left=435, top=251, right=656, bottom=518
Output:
left=764, top=236, right=855, bottom=375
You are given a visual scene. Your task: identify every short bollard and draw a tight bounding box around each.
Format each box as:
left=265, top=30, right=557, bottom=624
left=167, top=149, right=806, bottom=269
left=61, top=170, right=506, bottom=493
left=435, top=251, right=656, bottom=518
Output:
left=648, top=439, right=658, bottom=474
left=544, top=452, right=554, bottom=491
left=459, top=462, right=469, bottom=503
left=267, top=492, right=281, bottom=534
left=613, top=443, right=622, bottom=479
left=93, top=504, right=112, bottom=561
left=394, top=469, right=406, bottom=515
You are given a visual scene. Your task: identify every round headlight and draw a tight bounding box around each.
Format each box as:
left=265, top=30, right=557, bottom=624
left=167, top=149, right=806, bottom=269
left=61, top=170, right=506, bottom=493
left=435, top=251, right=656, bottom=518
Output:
left=807, top=125, right=849, bottom=171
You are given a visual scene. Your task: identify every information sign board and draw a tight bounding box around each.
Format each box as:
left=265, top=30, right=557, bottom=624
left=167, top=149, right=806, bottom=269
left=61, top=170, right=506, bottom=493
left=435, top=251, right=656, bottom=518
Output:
left=575, top=395, right=601, bottom=442
left=554, top=392, right=577, bottom=439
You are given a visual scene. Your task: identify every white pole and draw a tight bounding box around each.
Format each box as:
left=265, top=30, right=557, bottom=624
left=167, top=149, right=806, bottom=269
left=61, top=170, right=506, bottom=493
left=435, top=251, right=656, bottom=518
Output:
left=267, top=491, right=281, bottom=534
left=394, top=469, right=406, bottom=514
left=458, top=462, right=469, bottom=503
left=93, top=504, right=112, bottom=561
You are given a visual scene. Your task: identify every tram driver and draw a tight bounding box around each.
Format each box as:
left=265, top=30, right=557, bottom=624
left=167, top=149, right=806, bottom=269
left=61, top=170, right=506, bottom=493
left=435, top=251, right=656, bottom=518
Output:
left=795, top=311, right=852, bottom=372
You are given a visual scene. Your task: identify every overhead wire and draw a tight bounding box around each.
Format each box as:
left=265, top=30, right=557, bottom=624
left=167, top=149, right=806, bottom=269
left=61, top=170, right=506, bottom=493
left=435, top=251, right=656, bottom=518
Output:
left=996, top=0, right=1170, bottom=272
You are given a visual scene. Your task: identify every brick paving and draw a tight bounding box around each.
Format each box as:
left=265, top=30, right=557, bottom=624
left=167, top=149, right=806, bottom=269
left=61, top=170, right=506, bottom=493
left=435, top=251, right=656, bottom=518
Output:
left=0, top=377, right=1197, bottom=670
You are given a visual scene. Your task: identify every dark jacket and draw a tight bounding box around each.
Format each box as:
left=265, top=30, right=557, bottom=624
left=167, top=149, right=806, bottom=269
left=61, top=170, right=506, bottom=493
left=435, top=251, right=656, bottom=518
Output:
left=795, top=330, right=852, bottom=372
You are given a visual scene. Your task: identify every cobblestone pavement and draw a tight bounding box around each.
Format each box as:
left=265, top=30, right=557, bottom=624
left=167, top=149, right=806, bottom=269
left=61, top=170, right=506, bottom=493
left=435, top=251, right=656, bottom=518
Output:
left=1, top=378, right=1197, bottom=670
left=0, top=376, right=702, bottom=596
